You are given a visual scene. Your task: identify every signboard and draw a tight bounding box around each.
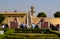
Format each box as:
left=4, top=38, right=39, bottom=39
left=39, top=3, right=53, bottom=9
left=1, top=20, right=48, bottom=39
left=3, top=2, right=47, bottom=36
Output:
left=41, top=22, right=48, bottom=28
left=10, top=21, right=18, bottom=29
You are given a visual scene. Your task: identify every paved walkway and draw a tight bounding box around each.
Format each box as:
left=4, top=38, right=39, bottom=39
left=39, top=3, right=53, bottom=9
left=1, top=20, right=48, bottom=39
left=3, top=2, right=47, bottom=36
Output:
left=0, top=31, right=4, bottom=35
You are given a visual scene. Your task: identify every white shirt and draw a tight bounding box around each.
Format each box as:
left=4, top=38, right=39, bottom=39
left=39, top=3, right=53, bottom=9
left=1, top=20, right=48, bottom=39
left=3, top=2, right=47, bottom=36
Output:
left=2, top=25, right=5, bottom=28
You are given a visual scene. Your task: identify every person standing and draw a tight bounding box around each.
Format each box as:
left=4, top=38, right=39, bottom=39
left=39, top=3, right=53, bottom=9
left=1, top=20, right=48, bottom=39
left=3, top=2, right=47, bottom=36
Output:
left=2, top=24, right=5, bottom=29
left=31, top=23, right=35, bottom=29
left=20, top=22, right=25, bottom=28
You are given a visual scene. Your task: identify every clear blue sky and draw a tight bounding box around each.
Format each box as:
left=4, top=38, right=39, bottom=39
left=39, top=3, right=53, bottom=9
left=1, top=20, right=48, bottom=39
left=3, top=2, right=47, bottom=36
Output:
left=0, top=0, right=60, bottom=18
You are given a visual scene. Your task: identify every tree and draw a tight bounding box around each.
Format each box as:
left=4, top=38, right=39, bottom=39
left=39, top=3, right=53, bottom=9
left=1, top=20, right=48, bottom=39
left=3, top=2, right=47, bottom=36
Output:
left=54, top=11, right=60, bottom=18
left=14, top=10, right=17, bottom=12
left=0, top=14, right=5, bottom=23
left=37, top=12, right=47, bottom=18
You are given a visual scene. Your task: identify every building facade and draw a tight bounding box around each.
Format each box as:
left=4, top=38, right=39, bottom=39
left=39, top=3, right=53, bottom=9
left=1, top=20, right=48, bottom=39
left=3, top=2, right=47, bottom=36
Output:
left=0, top=6, right=60, bottom=28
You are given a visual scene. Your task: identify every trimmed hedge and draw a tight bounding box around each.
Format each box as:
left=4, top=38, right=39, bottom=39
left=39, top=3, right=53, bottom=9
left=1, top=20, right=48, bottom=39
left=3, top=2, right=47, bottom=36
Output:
left=49, top=30, right=60, bottom=37
left=4, top=28, right=60, bottom=37
left=4, top=29, right=14, bottom=35
left=3, top=28, right=60, bottom=39
left=5, top=36, right=60, bottom=39
left=4, top=33, right=59, bottom=39
left=14, top=28, right=60, bottom=37
left=7, top=33, right=58, bottom=37
left=14, top=28, right=49, bottom=33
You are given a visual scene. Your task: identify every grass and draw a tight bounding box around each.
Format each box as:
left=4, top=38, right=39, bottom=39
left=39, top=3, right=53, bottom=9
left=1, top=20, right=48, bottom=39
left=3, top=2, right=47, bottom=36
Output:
left=0, top=34, right=4, bottom=39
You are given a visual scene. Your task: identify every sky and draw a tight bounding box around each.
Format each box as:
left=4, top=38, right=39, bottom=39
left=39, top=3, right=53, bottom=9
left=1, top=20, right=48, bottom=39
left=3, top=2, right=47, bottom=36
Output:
left=0, top=0, right=60, bottom=18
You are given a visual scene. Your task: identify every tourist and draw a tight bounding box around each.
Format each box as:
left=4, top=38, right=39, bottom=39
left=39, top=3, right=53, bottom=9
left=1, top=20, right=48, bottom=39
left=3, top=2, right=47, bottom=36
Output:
left=56, top=24, right=59, bottom=31
left=38, top=23, right=41, bottom=28
left=20, top=22, right=25, bottom=28
left=1, top=24, right=5, bottom=29
left=25, top=24, right=27, bottom=28
left=5, top=24, right=9, bottom=28
left=31, top=23, right=35, bottom=29
left=50, top=24, right=57, bottom=30
left=35, top=24, right=39, bottom=28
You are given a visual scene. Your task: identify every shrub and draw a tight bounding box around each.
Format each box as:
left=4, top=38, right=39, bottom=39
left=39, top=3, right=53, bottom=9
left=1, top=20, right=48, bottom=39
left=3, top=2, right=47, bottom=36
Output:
left=32, top=28, right=42, bottom=33
left=15, top=28, right=28, bottom=33
left=14, top=28, right=60, bottom=37
left=4, top=33, right=59, bottom=39
left=42, top=28, right=50, bottom=34
left=5, top=29, right=14, bottom=35
left=14, top=28, right=43, bottom=33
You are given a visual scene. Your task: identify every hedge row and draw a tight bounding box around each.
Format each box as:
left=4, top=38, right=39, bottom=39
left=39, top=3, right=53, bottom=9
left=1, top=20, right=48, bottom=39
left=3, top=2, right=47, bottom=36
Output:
left=7, top=33, right=58, bottom=37
left=14, top=28, right=50, bottom=34
left=5, top=36, right=60, bottom=39
left=4, top=33, right=59, bottom=39
left=0, top=33, right=59, bottom=39
left=3, top=28, right=60, bottom=39
left=4, top=28, right=60, bottom=37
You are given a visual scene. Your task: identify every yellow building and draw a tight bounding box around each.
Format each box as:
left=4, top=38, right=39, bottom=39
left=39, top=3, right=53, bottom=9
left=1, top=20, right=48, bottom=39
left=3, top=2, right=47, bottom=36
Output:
left=0, top=6, right=60, bottom=28
left=0, top=11, right=60, bottom=28
left=0, top=12, right=26, bottom=26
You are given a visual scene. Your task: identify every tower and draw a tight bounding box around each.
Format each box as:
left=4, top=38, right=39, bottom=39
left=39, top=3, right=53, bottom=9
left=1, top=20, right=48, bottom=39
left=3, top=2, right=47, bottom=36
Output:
left=30, top=5, right=35, bottom=17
